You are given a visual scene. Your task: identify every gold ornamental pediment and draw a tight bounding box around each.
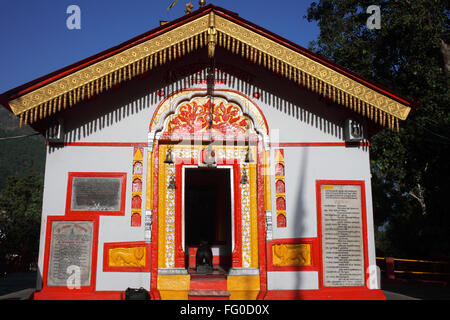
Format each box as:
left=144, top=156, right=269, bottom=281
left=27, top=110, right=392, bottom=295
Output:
left=4, top=6, right=413, bottom=131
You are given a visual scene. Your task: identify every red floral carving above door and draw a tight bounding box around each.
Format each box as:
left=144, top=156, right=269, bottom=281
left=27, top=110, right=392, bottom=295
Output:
left=167, top=99, right=249, bottom=134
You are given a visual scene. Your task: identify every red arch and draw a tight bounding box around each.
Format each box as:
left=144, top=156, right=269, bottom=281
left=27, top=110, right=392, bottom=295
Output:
left=148, top=88, right=269, bottom=135
left=276, top=179, right=285, bottom=194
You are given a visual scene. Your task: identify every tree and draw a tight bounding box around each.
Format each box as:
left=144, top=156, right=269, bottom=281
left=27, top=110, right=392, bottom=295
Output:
left=0, top=176, right=43, bottom=271
left=0, top=108, right=46, bottom=190
left=306, top=0, right=450, bottom=259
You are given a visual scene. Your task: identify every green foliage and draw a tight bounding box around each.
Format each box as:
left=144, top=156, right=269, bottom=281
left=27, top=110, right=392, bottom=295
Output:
left=307, top=0, right=450, bottom=259
left=0, top=176, right=43, bottom=267
left=0, top=106, right=46, bottom=270
left=0, top=108, right=46, bottom=190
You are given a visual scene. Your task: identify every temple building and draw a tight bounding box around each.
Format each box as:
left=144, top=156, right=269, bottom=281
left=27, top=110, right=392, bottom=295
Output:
left=0, top=4, right=415, bottom=300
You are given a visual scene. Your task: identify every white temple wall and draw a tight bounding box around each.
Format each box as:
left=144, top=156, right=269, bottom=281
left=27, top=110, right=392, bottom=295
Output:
left=36, top=57, right=378, bottom=292
left=38, top=145, right=149, bottom=291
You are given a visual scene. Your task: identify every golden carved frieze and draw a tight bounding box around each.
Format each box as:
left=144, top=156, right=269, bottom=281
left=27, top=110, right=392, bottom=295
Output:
left=108, top=246, right=147, bottom=268
left=272, top=243, right=311, bottom=267
left=9, top=14, right=210, bottom=124
left=214, top=15, right=411, bottom=124
left=7, top=9, right=411, bottom=131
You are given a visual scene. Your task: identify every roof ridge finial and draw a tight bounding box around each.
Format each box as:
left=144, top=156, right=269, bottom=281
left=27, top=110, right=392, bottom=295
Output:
left=167, top=0, right=206, bottom=16
left=185, top=1, right=194, bottom=14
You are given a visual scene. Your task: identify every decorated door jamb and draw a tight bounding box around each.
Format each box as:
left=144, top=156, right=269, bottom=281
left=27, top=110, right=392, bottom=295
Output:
left=147, top=89, right=271, bottom=299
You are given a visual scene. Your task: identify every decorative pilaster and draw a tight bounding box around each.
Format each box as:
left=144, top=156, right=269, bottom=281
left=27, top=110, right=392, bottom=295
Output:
left=131, top=147, right=144, bottom=227
left=274, top=149, right=286, bottom=228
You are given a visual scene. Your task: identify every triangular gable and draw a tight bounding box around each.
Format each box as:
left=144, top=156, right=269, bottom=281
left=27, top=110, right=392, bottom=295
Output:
left=1, top=5, right=415, bottom=131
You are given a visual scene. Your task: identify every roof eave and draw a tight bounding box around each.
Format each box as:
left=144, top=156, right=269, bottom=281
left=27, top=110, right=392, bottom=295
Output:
left=0, top=4, right=416, bottom=132
left=0, top=5, right=216, bottom=100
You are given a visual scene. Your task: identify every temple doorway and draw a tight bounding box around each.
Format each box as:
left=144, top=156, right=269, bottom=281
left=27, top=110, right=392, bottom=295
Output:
left=184, top=167, right=232, bottom=273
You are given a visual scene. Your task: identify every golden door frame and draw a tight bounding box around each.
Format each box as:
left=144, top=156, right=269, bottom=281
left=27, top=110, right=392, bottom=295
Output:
left=146, top=89, right=271, bottom=299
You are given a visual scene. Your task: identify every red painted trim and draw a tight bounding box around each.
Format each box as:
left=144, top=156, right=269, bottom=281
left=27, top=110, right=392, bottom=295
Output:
left=103, top=242, right=151, bottom=272
left=173, top=157, right=243, bottom=269
left=33, top=288, right=384, bottom=300
left=47, top=142, right=148, bottom=147
left=316, top=180, right=370, bottom=289
left=264, top=288, right=385, bottom=300
left=148, top=88, right=269, bottom=135
left=270, top=141, right=370, bottom=148
left=232, top=161, right=243, bottom=268
left=65, top=172, right=127, bottom=216
left=33, top=290, right=124, bottom=300
left=37, top=215, right=99, bottom=297
left=174, top=160, right=187, bottom=268
left=47, top=141, right=371, bottom=148
left=256, top=140, right=268, bottom=300
left=150, top=140, right=161, bottom=300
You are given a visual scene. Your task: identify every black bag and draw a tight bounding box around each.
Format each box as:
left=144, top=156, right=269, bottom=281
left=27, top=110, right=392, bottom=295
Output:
left=124, top=287, right=150, bottom=300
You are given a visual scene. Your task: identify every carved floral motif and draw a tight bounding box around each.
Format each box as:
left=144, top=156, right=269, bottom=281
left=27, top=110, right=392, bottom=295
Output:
left=167, top=100, right=249, bottom=134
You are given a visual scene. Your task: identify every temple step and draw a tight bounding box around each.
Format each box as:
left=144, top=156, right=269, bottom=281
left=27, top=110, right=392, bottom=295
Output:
left=189, top=274, right=229, bottom=300
left=188, top=289, right=230, bottom=300
left=190, top=278, right=228, bottom=290
left=190, top=273, right=227, bottom=280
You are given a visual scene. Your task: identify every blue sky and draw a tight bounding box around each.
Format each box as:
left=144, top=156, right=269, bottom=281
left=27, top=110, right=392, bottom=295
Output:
left=0, top=0, right=319, bottom=93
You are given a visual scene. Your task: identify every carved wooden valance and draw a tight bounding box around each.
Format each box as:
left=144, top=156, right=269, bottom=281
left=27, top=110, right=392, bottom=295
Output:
left=3, top=6, right=412, bottom=131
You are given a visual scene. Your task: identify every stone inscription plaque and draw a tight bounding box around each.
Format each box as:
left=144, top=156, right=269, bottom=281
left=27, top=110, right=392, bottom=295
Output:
left=47, top=221, right=94, bottom=287
left=321, top=184, right=365, bottom=287
left=71, top=176, right=122, bottom=211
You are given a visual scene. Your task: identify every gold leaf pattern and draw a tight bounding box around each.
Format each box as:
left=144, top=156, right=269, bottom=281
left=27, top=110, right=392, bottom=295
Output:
left=8, top=11, right=410, bottom=130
